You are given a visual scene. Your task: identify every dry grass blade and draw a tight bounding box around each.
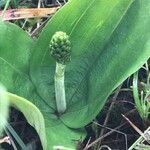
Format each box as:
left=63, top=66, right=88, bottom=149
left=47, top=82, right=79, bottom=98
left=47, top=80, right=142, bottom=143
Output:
left=0, top=136, right=10, bottom=144
left=83, top=122, right=128, bottom=150
left=122, top=114, right=150, bottom=144
left=0, top=7, right=59, bottom=20
left=98, top=84, right=122, bottom=148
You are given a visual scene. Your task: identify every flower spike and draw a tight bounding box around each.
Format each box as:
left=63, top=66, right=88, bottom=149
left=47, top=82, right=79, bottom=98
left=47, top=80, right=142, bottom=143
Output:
left=49, top=31, right=71, bottom=114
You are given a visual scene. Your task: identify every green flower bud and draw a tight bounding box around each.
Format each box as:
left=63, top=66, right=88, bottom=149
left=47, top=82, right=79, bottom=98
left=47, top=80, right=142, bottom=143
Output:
left=49, top=31, right=71, bottom=64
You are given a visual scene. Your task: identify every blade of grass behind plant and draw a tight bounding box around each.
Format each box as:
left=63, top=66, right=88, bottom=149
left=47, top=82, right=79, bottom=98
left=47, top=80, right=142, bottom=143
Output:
left=5, top=123, right=28, bottom=150
left=133, top=72, right=144, bottom=118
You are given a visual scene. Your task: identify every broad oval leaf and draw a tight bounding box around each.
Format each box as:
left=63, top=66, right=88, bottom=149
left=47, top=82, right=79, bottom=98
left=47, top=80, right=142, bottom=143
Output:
left=62, top=0, right=150, bottom=127
left=1, top=0, right=150, bottom=149
left=0, top=20, right=85, bottom=149
left=44, top=115, right=86, bottom=149
left=0, top=21, right=50, bottom=110
left=0, top=21, right=49, bottom=148
left=0, top=21, right=32, bottom=74
left=30, top=0, right=135, bottom=126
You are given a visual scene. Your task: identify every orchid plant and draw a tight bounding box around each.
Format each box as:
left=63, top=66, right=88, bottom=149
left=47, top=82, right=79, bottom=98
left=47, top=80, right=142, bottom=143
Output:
left=0, top=0, right=150, bottom=149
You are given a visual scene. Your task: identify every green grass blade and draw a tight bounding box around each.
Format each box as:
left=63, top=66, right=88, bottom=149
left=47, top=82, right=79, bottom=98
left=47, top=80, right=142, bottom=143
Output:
left=133, top=72, right=144, bottom=118
left=5, top=123, right=27, bottom=150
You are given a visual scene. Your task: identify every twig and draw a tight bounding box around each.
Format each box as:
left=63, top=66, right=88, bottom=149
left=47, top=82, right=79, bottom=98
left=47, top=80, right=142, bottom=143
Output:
left=97, top=84, right=122, bottom=148
left=122, top=114, right=150, bottom=144
left=37, top=0, right=42, bottom=28
left=99, top=145, right=112, bottom=150
left=0, top=7, right=59, bottom=21
left=30, top=19, right=49, bottom=37
left=128, top=127, right=150, bottom=150
left=56, top=0, right=62, bottom=6
left=0, top=136, right=10, bottom=144
left=84, top=137, right=91, bottom=150
left=4, top=129, right=18, bottom=150
left=83, top=130, right=114, bottom=150
left=83, top=122, right=127, bottom=150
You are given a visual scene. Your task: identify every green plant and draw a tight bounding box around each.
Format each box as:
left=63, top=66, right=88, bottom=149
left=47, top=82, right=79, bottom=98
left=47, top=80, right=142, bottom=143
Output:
left=133, top=71, right=150, bottom=120
left=0, top=0, right=150, bottom=149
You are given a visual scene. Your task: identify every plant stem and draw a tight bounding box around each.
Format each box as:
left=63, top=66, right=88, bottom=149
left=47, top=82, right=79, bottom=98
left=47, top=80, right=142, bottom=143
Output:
left=55, top=62, right=66, bottom=114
